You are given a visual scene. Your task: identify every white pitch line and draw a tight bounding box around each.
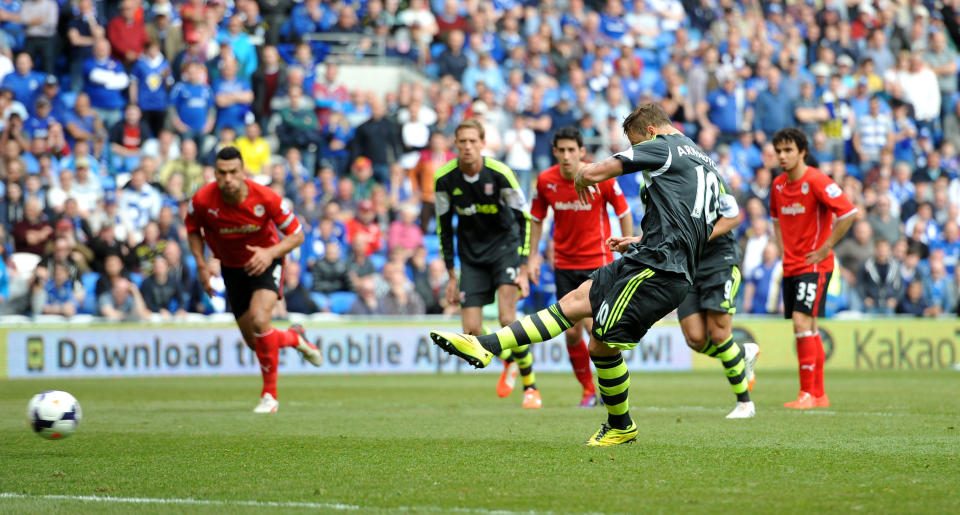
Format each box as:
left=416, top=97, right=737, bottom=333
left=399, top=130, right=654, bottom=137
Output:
left=0, top=492, right=564, bottom=514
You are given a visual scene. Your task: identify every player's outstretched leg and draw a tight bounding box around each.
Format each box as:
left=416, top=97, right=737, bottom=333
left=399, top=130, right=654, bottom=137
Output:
left=431, top=305, right=573, bottom=366
left=253, top=327, right=301, bottom=413
left=290, top=324, right=323, bottom=366
left=585, top=351, right=637, bottom=446
left=700, top=336, right=755, bottom=419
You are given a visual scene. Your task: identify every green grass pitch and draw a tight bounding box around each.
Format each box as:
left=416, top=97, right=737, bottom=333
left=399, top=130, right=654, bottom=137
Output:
left=1, top=370, right=958, bottom=513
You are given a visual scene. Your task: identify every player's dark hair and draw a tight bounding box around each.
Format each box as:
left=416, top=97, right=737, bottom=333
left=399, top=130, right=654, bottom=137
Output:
left=216, top=146, right=244, bottom=164
left=455, top=118, right=485, bottom=141
left=622, top=103, right=672, bottom=137
left=551, top=126, right=583, bottom=148
left=771, top=127, right=809, bottom=155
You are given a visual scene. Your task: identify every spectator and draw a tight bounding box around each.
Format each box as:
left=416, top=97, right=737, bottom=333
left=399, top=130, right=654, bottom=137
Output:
left=98, top=276, right=148, bottom=321
left=742, top=241, right=782, bottom=315
left=280, top=260, right=318, bottom=314
left=410, top=131, right=454, bottom=232
left=130, top=39, right=171, bottom=137
left=436, top=29, right=467, bottom=81
left=169, top=61, right=214, bottom=151
left=346, top=200, right=382, bottom=257
left=109, top=104, right=153, bottom=174
left=118, top=167, right=163, bottom=235
left=931, top=221, right=960, bottom=274
left=63, top=92, right=101, bottom=146
left=387, top=203, right=423, bottom=256
left=896, top=279, right=937, bottom=317
left=24, top=97, right=57, bottom=140
left=146, top=2, right=184, bottom=62
left=131, top=221, right=167, bottom=275
left=754, top=66, right=794, bottom=138
left=347, top=274, right=385, bottom=315
left=345, top=231, right=376, bottom=284
left=381, top=259, right=425, bottom=315
left=311, top=240, right=351, bottom=294
left=853, top=95, right=893, bottom=173
left=65, top=0, right=104, bottom=92
left=502, top=115, right=535, bottom=193
left=20, top=0, right=58, bottom=75
left=349, top=96, right=401, bottom=183
left=857, top=238, right=902, bottom=315
left=218, top=15, right=257, bottom=81
left=83, top=38, right=129, bottom=129
left=235, top=120, right=270, bottom=175
left=924, top=252, right=954, bottom=314
left=1, top=52, right=45, bottom=108
left=12, top=198, right=51, bottom=255
left=140, top=255, right=187, bottom=318
left=835, top=220, right=875, bottom=283
left=33, top=261, right=81, bottom=316
left=107, top=0, right=148, bottom=68
left=159, top=139, right=203, bottom=197
left=213, top=59, right=256, bottom=137
left=276, top=84, right=322, bottom=172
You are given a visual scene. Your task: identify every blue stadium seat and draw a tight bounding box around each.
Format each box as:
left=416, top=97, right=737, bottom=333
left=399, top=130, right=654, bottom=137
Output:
left=370, top=253, right=387, bottom=272
left=329, top=291, right=357, bottom=314
left=423, top=234, right=440, bottom=255
left=310, top=292, right=330, bottom=311
left=80, top=272, right=99, bottom=315
left=300, top=268, right=313, bottom=291
left=129, top=272, right=144, bottom=288
left=184, top=254, right=197, bottom=279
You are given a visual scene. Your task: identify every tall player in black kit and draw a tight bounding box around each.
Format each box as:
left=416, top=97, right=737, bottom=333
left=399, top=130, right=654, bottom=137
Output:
left=431, top=104, right=735, bottom=445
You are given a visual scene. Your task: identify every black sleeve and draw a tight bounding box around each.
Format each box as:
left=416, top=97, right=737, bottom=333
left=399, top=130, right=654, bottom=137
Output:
left=141, top=280, right=159, bottom=312
left=613, top=137, right=671, bottom=175
left=434, top=175, right=456, bottom=270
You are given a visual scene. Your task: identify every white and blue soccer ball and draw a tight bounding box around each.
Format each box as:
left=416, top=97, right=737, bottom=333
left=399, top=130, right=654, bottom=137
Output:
left=26, top=390, right=81, bottom=440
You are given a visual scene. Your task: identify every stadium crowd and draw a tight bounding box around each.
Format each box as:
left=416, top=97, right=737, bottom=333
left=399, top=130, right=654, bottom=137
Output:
left=0, top=0, right=959, bottom=321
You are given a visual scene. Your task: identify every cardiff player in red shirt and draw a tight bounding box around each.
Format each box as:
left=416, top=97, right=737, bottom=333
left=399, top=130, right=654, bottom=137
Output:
left=769, top=128, right=856, bottom=409
left=185, top=147, right=322, bottom=413
left=528, top=127, right=632, bottom=407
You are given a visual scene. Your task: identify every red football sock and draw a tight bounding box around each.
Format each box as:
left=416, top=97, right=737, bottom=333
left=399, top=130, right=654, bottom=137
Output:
left=795, top=334, right=817, bottom=394
left=255, top=329, right=287, bottom=398
left=282, top=328, right=300, bottom=348
left=568, top=339, right=595, bottom=393
left=813, top=332, right=825, bottom=398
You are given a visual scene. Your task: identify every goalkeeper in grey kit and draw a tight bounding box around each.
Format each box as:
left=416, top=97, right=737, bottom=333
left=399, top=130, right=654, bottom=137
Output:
left=433, top=118, right=541, bottom=408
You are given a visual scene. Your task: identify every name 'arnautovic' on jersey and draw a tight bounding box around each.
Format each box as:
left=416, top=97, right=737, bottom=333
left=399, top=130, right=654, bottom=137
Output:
left=434, top=157, right=531, bottom=269
left=613, top=133, right=724, bottom=283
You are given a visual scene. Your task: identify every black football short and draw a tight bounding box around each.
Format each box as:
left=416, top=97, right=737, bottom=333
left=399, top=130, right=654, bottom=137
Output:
left=221, top=258, right=284, bottom=318
left=587, top=260, right=689, bottom=349
left=459, top=252, right=522, bottom=307
left=677, top=264, right=742, bottom=319
left=554, top=267, right=595, bottom=300
left=782, top=271, right=831, bottom=319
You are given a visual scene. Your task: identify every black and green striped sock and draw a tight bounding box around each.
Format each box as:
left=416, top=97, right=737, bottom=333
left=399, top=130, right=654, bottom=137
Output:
left=477, top=304, right=572, bottom=355
left=591, top=353, right=632, bottom=429
left=512, top=345, right=535, bottom=390
left=702, top=336, right=750, bottom=402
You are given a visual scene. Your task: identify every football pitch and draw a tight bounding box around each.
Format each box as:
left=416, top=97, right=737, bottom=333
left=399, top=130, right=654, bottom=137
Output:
left=1, top=370, right=958, bottom=513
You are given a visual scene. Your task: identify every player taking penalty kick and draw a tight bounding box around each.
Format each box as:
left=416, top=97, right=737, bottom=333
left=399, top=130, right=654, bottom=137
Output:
left=770, top=128, right=856, bottom=409
left=528, top=126, right=632, bottom=407
left=431, top=104, right=729, bottom=445
left=186, top=147, right=322, bottom=413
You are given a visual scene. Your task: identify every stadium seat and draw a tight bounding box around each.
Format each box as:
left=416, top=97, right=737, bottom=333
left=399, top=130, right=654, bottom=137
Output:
left=328, top=291, right=358, bottom=314
left=300, top=269, right=313, bottom=291
left=310, top=292, right=330, bottom=311
left=80, top=272, right=100, bottom=315
left=129, top=272, right=144, bottom=288
left=423, top=234, right=439, bottom=255
left=370, top=253, right=387, bottom=272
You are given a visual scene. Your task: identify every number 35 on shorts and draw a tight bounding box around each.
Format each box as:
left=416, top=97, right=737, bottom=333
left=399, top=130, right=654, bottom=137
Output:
left=796, top=281, right=817, bottom=308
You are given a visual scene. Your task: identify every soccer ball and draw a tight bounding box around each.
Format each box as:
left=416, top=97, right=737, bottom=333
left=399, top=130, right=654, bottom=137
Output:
left=26, top=390, right=82, bottom=440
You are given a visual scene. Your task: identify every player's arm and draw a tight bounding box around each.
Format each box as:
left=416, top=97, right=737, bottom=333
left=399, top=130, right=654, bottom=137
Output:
left=805, top=179, right=858, bottom=264
left=502, top=177, right=531, bottom=298
left=246, top=202, right=305, bottom=276
left=709, top=192, right=740, bottom=240
left=527, top=218, right=544, bottom=285
left=434, top=180, right=459, bottom=304
left=575, top=156, right=622, bottom=202
left=187, top=231, right=215, bottom=296
left=772, top=219, right=783, bottom=256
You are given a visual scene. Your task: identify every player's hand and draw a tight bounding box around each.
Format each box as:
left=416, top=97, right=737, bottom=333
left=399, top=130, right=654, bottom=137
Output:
left=528, top=254, right=542, bottom=286
left=804, top=246, right=830, bottom=265
left=575, top=183, right=598, bottom=205
left=197, top=265, right=217, bottom=297
left=515, top=266, right=530, bottom=299
left=607, top=236, right=640, bottom=253
left=445, top=277, right=460, bottom=306
left=244, top=245, right=275, bottom=276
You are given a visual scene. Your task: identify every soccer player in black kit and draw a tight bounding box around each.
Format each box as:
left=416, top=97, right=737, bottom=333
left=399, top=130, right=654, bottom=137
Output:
left=434, top=118, right=540, bottom=408
left=431, top=104, right=732, bottom=445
